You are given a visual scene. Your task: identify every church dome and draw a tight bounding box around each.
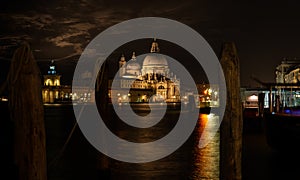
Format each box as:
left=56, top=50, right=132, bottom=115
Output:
left=143, top=54, right=168, bottom=67
left=126, top=52, right=141, bottom=70
left=126, top=61, right=141, bottom=70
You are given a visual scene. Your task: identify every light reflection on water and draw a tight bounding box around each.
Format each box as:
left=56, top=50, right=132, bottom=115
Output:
left=110, top=112, right=219, bottom=180
left=190, top=114, right=220, bottom=180
left=44, top=105, right=220, bottom=180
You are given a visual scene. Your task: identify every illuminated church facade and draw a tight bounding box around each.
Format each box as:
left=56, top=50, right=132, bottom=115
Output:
left=42, top=61, right=71, bottom=103
left=109, top=40, right=180, bottom=103
left=42, top=61, right=94, bottom=103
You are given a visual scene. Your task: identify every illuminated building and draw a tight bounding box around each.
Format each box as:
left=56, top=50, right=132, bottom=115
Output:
left=109, top=39, right=180, bottom=103
left=42, top=60, right=71, bottom=103
left=42, top=61, right=95, bottom=103
left=274, top=58, right=300, bottom=107
left=275, top=58, right=300, bottom=83
left=196, top=83, right=219, bottom=107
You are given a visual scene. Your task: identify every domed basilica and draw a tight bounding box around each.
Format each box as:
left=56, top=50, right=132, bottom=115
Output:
left=110, top=39, right=180, bottom=103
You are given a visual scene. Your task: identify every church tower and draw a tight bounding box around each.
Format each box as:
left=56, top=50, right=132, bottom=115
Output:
left=43, top=60, right=61, bottom=86
left=119, top=54, right=126, bottom=77
left=42, top=60, right=61, bottom=103
left=131, top=51, right=136, bottom=60
left=150, top=38, right=160, bottom=53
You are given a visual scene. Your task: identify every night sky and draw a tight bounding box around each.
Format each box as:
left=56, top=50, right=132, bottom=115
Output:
left=1, top=0, right=300, bottom=87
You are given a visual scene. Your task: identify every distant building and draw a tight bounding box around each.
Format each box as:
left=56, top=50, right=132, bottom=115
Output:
left=273, top=58, right=300, bottom=107
left=109, top=39, right=180, bottom=103
left=42, top=61, right=71, bottom=103
left=240, top=87, right=270, bottom=108
left=42, top=61, right=94, bottom=103
left=196, top=83, right=219, bottom=107
left=275, top=58, right=300, bottom=83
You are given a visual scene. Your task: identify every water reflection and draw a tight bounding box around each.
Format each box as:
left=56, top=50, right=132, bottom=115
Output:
left=190, top=114, right=220, bottom=179
left=44, top=105, right=220, bottom=179
left=110, top=112, right=220, bottom=179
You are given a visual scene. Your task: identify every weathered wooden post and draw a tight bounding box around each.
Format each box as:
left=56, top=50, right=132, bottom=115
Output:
left=275, top=95, right=280, bottom=112
left=258, top=93, right=265, bottom=118
left=95, top=60, right=111, bottom=178
left=269, top=86, right=273, bottom=112
left=8, top=43, right=47, bottom=180
left=220, top=42, right=242, bottom=180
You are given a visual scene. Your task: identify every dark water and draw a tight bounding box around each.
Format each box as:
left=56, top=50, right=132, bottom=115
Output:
left=3, top=102, right=300, bottom=179
left=1, top=103, right=219, bottom=179
left=45, top=104, right=219, bottom=180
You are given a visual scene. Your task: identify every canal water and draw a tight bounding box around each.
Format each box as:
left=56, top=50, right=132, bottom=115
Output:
left=1, top=103, right=219, bottom=180
left=45, top=104, right=219, bottom=180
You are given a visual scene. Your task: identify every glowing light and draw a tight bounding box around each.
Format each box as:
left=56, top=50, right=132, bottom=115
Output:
left=0, top=97, right=8, bottom=101
left=208, top=88, right=212, bottom=95
left=248, top=94, right=258, bottom=101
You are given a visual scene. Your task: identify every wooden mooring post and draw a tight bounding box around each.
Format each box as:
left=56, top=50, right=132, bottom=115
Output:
left=95, top=60, right=111, bottom=178
left=8, top=43, right=47, bottom=180
left=220, top=42, right=243, bottom=180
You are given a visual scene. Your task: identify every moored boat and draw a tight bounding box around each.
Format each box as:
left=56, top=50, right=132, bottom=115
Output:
left=264, top=109, right=300, bottom=150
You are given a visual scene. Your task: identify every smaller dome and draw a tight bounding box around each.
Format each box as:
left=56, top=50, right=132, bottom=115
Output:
left=126, top=61, right=141, bottom=70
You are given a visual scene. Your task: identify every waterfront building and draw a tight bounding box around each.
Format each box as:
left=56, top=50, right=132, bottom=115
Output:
left=196, top=83, right=219, bottom=107
left=42, top=61, right=94, bottom=103
left=274, top=58, right=300, bottom=107
left=275, top=58, right=300, bottom=83
left=109, top=39, right=180, bottom=103
left=42, top=61, right=71, bottom=103
left=241, top=58, right=300, bottom=110
left=240, top=87, right=270, bottom=109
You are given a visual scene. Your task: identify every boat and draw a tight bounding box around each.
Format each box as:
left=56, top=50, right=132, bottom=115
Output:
left=262, top=83, right=300, bottom=150
left=264, top=108, right=300, bottom=150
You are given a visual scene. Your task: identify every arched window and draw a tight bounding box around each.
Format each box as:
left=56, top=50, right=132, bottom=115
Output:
left=54, top=79, right=60, bottom=86
left=45, top=79, right=53, bottom=86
